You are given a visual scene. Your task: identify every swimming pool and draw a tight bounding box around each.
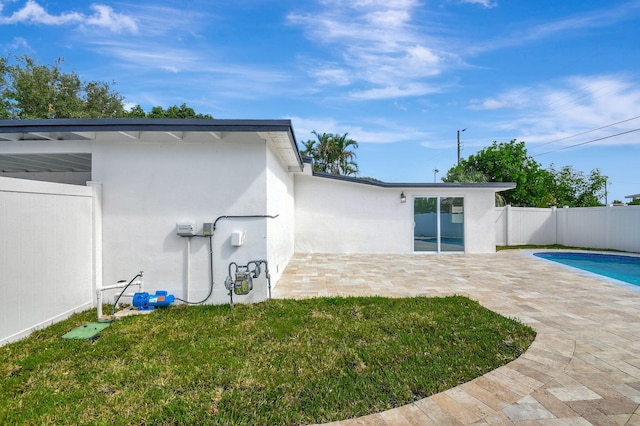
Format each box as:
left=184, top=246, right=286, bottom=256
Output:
left=534, top=251, right=640, bottom=286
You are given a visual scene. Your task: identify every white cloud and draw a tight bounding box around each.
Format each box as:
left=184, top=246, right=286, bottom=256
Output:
left=350, top=83, right=440, bottom=100
left=0, top=0, right=82, bottom=25
left=287, top=0, right=450, bottom=99
left=289, top=115, right=432, bottom=145
left=473, top=75, right=640, bottom=149
left=0, top=1, right=137, bottom=33
left=468, top=88, right=533, bottom=110
left=8, top=36, right=31, bottom=51
left=311, top=66, right=352, bottom=86
left=83, top=4, right=137, bottom=34
left=89, top=40, right=227, bottom=74
left=467, top=2, right=640, bottom=55
left=459, top=0, right=497, bottom=8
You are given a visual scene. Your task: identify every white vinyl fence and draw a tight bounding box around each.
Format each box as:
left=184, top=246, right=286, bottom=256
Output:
left=0, top=177, right=101, bottom=346
left=496, top=205, right=640, bottom=253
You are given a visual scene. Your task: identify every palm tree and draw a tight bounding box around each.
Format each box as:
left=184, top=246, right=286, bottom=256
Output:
left=331, top=132, right=359, bottom=175
left=300, top=131, right=359, bottom=176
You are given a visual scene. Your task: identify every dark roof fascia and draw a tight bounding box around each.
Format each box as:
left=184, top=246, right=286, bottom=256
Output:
left=311, top=170, right=516, bottom=190
left=0, top=118, right=295, bottom=134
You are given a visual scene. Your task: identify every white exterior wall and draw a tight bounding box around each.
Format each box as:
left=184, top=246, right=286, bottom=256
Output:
left=295, top=173, right=409, bottom=253
left=91, top=132, right=284, bottom=305
left=265, top=144, right=296, bottom=287
left=295, top=171, right=500, bottom=254
left=0, top=177, right=95, bottom=345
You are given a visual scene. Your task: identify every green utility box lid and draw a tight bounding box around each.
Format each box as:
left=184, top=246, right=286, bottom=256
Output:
left=62, top=322, right=110, bottom=340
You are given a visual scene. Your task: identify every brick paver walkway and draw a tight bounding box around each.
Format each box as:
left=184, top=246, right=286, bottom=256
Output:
left=272, top=250, right=640, bottom=425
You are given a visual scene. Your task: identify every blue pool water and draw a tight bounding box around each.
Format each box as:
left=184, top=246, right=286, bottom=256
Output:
left=534, top=252, right=640, bottom=286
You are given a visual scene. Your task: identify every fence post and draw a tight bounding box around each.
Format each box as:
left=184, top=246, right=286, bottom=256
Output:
left=505, top=205, right=512, bottom=247
left=551, top=206, right=557, bottom=245
left=87, top=181, right=103, bottom=308
left=561, top=206, right=569, bottom=246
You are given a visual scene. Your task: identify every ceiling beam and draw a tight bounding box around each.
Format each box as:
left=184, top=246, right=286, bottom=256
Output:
left=165, top=131, right=184, bottom=140
left=118, top=131, right=140, bottom=139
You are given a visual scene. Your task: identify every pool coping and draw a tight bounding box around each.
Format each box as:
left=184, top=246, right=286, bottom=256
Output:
left=525, top=249, right=640, bottom=292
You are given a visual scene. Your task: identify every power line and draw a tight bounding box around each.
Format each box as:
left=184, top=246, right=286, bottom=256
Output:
left=533, top=114, right=640, bottom=149
left=545, top=80, right=617, bottom=110
left=534, top=128, right=640, bottom=157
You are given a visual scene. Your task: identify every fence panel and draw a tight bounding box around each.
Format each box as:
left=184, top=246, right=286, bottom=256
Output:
left=0, top=177, right=95, bottom=346
left=497, top=205, right=640, bottom=253
left=495, top=206, right=556, bottom=246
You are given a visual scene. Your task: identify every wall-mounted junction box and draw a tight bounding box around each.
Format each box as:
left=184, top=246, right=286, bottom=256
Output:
left=176, top=222, right=196, bottom=236
left=231, top=230, right=246, bottom=247
left=203, top=223, right=214, bottom=236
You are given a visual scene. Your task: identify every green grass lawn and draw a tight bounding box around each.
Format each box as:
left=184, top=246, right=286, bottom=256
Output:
left=1, top=296, right=535, bottom=425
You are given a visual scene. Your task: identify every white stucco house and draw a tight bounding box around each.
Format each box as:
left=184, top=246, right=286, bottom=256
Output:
left=0, top=118, right=514, bottom=343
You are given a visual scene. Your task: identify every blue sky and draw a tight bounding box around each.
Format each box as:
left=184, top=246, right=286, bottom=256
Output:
left=1, top=0, right=639, bottom=202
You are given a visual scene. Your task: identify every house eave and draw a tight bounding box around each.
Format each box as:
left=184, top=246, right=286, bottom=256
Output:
left=0, top=118, right=304, bottom=173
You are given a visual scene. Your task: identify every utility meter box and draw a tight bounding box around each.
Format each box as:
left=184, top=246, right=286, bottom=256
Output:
left=176, top=222, right=196, bottom=236
left=231, top=230, right=246, bottom=247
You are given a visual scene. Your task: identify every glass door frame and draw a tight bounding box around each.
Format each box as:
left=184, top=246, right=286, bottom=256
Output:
left=412, top=195, right=465, bottom=253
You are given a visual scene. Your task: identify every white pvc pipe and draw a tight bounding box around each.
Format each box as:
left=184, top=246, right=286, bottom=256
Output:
left=99, top=282, right=130, bottom=291
left=96, top=275, right=143, bottom=319
left=97, top=290, right=103, bottom=319
left=186, top=237, right=191, bottom=302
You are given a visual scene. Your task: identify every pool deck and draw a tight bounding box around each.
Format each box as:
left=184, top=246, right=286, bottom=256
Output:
left=272, top=250, right=640, bottom=425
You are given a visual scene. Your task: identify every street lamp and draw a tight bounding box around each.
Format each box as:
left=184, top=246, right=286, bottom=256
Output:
left=433, top=168, right=439, bottom=183
left=457, top=128, right=466, bottom=165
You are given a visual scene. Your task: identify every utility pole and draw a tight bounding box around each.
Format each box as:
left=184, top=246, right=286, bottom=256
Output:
left=433, top=168, right=439, bottom=183
left=457, top=128, right=466, bottom=165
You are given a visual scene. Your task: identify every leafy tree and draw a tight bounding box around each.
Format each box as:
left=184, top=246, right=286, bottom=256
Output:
left=445, top=139, right=609, bottom=207
left=443, top=139, right=551, bottom=207
left=125, top=103, right=212, bottom=119
left=1, top=55, right=125, bottom=119
left=300, top=131, right=359, bottom=176
left=0, top=57, right=10, bottom=118
left=82, top=81, right=126, bottom=118
left=547, top=165, right=607, bottom=207
left=442, top=166, right=507, bottom=206
left=1, top=55, right=212, bottom=120
left=444, top=167, right=489, bottom=184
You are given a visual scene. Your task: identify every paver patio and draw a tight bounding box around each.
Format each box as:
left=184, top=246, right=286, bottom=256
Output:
left=272, top=250, right=640, bottom=425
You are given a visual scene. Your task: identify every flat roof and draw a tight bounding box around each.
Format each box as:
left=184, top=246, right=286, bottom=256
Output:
left=303, top=158, right=516, bottom=191
left=0, top=118, right=303, bottom=173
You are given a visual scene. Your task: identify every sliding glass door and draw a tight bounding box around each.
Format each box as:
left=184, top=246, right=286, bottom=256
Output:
left=413, top=196, right=464, bottom=252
